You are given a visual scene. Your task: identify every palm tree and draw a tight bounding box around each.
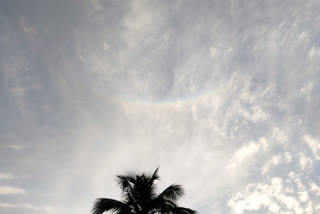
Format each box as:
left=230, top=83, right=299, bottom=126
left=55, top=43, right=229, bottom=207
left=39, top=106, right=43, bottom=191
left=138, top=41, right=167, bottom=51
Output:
left=93, top=168, right=196, bottom=214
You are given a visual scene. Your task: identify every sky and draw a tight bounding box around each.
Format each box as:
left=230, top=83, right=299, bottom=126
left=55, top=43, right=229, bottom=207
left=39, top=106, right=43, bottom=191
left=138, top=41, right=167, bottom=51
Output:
left=0, top=0, right=320, bottom=213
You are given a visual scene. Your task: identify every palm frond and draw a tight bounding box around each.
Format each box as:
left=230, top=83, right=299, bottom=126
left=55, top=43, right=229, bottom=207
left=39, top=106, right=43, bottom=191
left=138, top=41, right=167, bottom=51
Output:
left=149, top=167, right=160, bottom=184
left=93, top=169, right=196, bottom=214
left=116, top=175, right=135, bottom=192
left=123, top=191, right=141, bottom=214
left=148, top=167, right=160, bottom=199
left=148, top=198, right=196, bottom=214
left=170, top=207, right=197, bottom=214
left=158, top=184, right=184, bottom=202
left=147, top=197, right=176, bottom=214
left=92, top=198, right=128, bottom=214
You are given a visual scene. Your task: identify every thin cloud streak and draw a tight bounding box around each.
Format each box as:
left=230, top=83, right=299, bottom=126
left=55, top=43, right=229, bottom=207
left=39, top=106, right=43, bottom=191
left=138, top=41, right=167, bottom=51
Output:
left=0, top=173, right=14, bottom=180
left=0, top=202, right=53, bottom=212
left=0, top=186, right=25, bottom=195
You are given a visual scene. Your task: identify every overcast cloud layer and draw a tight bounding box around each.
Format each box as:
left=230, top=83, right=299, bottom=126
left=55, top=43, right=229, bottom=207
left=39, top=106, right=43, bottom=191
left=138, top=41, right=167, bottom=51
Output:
left=1, top=0, right=320, bottom=213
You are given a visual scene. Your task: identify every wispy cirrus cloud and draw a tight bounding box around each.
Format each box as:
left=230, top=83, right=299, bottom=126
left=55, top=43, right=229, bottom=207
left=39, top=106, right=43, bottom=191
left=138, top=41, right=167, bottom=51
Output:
left=0, top=186, right=25, bottom=195
left=7, top=145, right=23, bottom=151
left=0, top=173, right=14, bottom=180
left=0, top=202, right=53, bottom=212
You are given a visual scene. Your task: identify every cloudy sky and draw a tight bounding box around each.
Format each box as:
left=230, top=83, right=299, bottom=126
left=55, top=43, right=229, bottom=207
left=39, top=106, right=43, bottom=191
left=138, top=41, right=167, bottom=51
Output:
left=1, top=0, right=320, bottom=213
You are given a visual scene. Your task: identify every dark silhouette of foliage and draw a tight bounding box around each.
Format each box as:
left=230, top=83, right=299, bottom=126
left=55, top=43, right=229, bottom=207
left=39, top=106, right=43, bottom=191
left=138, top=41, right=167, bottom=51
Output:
left=93, top=168, right=196, bottom=214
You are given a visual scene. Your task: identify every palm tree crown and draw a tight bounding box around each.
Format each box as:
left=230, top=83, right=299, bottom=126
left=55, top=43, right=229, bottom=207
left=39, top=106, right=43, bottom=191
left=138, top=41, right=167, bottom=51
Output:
left=93, top=168, right=196, bottom=214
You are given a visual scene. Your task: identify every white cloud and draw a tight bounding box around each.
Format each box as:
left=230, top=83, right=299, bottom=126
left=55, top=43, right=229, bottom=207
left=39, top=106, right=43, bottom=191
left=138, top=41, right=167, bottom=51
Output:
left=0, top=186, right=25, bottom=195
left=12, top=88, right=26, bottom=97
left=0, top=202, right=53, bottom=212
left=209, top=46, right=233, bottom=60
left=300, top=82, right=313, bottom=101
left=299, top=191, right=309, bottom=203
left=309, top=182, right=320, bottom=196
left=7, top=144, right=23, bottom=150
left=103, top=41, right=109, bottom=50
left=0, top=173, right=14, bottom=180
left=227, top=138, right=267, bottom=169
left=308, top=47, right=320, bottom=57
left=122, top=0, right=163, bottom=49
left=228, top=175, right=312, bottom=213
left=2, top=56, right=29, bottom=118
left=284, top=152, right=293, bottom=163
left=300, top=82, right=313, bottom=95
left=304, top=135, right=320, bottom=159
left=272, top=127, right=288, bottom=143
left=238, top=105, right=269, bottom=123
left=209, top=47, right=218, bottom=58
left=20, top=16, right=36, bottom=33
left=261, top=155, right=281, bottom=175
left=299, top=155, right=313, bottom=170
left=269, top=202, right=280, bottom=213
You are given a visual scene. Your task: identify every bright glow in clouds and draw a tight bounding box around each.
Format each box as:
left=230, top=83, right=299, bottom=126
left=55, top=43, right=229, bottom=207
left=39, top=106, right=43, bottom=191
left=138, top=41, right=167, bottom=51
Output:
left=0, top=0, right=320, bottom=213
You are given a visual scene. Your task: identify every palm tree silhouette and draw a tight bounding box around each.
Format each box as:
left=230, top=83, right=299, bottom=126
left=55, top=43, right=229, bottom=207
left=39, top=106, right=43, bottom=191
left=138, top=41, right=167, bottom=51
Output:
left=93, top=168, right=196, bottom=214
